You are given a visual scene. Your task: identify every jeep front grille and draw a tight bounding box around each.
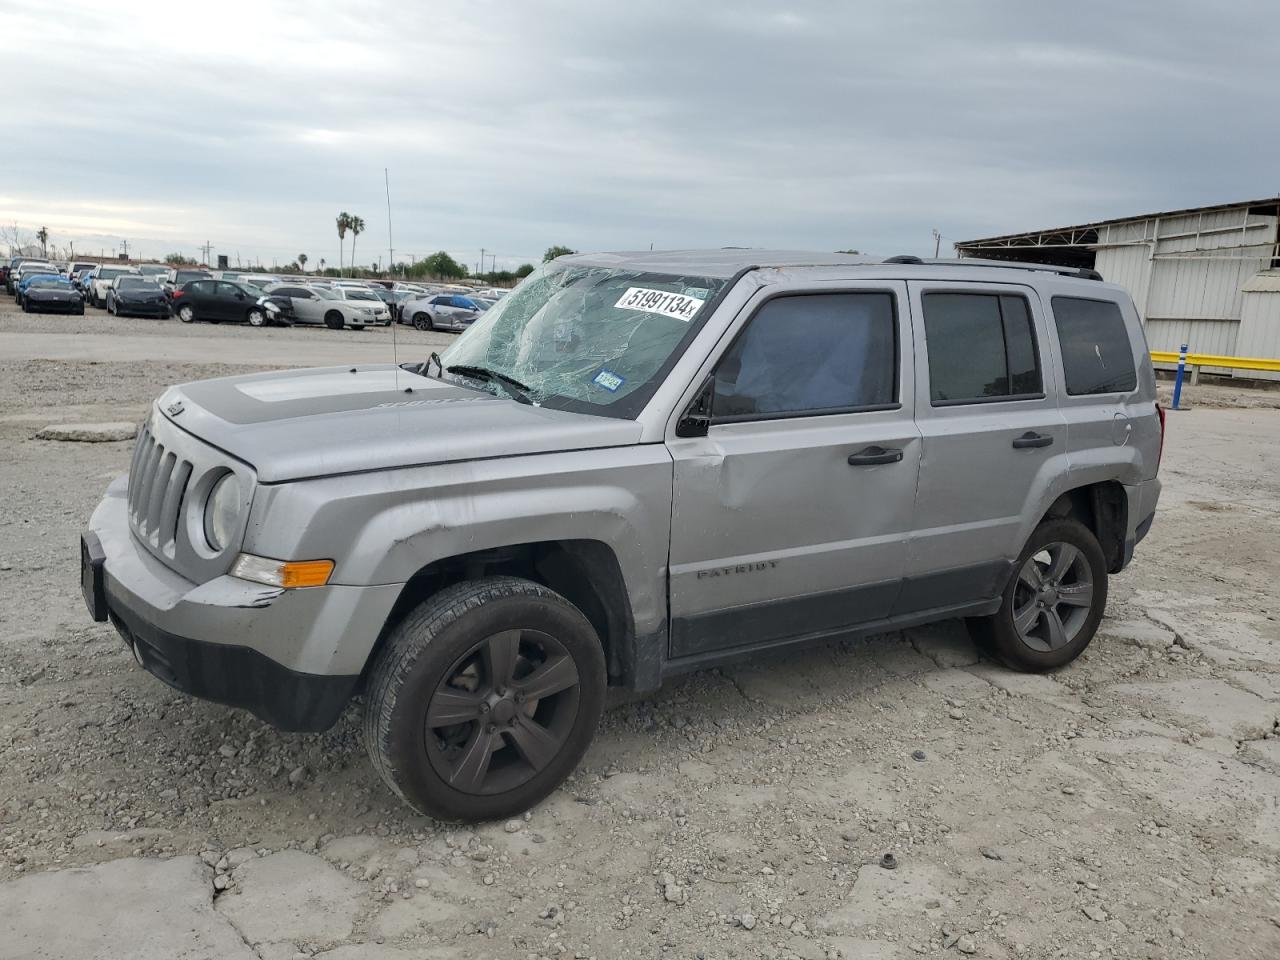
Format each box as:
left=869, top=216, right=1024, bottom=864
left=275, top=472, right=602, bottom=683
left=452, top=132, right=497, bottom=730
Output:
left=127, top=422, right=193, bottom=557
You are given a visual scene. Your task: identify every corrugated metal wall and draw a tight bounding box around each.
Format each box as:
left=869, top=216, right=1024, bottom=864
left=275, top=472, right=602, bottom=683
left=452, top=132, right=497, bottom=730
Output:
left=1093, top=206, right=1279, bottom=368
left=1236, top=290, right=1280, bottom=381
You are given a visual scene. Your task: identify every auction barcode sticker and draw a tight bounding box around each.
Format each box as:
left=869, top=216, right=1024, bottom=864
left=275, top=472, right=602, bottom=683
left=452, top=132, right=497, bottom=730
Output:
left=614, top=287, right=706, bottom=322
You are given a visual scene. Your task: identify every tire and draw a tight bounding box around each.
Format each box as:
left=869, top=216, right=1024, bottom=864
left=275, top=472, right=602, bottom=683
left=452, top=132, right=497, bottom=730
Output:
left=21, top=299, right=29, bottom=313
left=324, top=310, right=345, bottom=330
left=412, top=312, right=433, bottom=331
left=107, top=298, right=116, bottom=315
left=177, top=304, right=195, bottom=323
left=970, top=517, right=1108, bottom=672
left=246, top=308, right=266, bottom=327
left=363, top=576, right=606, bottom=822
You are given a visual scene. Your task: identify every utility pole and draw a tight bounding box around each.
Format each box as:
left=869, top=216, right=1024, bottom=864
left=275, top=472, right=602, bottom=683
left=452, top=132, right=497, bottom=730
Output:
left=932, top=229, right=941, bottom=258
left=201, top=240, right=213, bottom=265
left=120, top=238, right=130, bottom=260
left=479, top=247, right=485, bottom=279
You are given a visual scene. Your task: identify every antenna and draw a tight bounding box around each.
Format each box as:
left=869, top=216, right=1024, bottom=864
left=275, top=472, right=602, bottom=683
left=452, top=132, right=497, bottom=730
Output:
left=385, top=167, right=399, bottom=386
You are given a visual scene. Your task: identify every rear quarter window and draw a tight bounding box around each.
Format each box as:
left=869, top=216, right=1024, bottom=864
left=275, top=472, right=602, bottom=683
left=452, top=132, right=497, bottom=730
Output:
left=1051, top=296, right=1138, bottom=395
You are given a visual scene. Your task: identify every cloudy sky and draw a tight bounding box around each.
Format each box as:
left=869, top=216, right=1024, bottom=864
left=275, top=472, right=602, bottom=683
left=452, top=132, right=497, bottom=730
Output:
left=4, top=0, right=1277, bottom=271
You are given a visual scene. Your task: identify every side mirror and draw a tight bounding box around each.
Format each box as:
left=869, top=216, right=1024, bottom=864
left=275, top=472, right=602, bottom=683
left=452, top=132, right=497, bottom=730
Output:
left=675, top=377, right=714, bottom=438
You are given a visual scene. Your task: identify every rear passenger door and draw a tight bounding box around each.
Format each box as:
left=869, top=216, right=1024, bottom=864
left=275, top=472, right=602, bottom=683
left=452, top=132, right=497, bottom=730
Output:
left=899, top=282, right=1068, bottom=615
left=667, top=283, right=920, bottom=659
left=1042, top=286, right=1160, bottom=485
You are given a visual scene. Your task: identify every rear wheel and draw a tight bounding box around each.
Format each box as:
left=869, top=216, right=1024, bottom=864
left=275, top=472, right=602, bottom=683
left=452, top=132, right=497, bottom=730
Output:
left=363, top=577, right=606, bottom=822
left=969, top=518, right=1107, bottom=671
left=177, top=304, right=195, bottom=323
left=324, top=310, right=345, bottom=330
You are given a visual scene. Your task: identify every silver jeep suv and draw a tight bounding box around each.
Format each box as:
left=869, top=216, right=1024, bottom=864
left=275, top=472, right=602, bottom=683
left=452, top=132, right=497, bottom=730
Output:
left=82, top=251, right=1163, bottom=821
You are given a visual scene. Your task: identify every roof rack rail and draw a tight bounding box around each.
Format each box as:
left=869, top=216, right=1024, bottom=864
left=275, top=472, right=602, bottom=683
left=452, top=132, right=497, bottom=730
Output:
left=879, top=255, right=1102, bottom=281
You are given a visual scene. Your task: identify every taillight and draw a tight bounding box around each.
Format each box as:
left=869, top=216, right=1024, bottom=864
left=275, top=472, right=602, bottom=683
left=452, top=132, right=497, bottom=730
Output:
left=171, top=290, right=184, bottom=298
left=1156, top=402, right=1166, bottom=467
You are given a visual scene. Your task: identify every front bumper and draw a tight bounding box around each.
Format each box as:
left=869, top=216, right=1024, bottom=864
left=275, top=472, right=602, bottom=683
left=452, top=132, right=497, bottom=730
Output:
left=27, top=298, right=82, bottom=313
left=85, top=477, right=401, bottom=731
left=115, top=301, right=170, bottom=317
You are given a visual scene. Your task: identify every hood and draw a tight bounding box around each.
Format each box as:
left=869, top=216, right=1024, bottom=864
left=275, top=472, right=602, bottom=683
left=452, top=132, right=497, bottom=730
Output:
left=118, top=288, right=165, bottom=301
left=159, top=364, right=643, bottom=483
left=28, top=287, right=77, bottom=299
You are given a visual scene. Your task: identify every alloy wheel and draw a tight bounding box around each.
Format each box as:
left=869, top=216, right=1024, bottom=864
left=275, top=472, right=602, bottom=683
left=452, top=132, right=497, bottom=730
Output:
left=1011, top=542, right=1094, bottom=652
left=423, top=628, right=581, bottom=796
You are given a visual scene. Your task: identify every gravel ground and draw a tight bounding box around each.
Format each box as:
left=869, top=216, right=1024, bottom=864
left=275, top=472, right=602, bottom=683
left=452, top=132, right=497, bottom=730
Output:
left=1, top=302, right=1278, bottom=959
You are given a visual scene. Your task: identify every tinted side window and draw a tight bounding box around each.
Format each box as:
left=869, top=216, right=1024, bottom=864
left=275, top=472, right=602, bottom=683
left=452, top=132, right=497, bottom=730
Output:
left=712, top=292, right=897, bottom=419
left=1052, top=297, right=1138, bottom=395
left=923, top=293, right=1042, bottom=404
left=190, top=281, right=215, bottom=295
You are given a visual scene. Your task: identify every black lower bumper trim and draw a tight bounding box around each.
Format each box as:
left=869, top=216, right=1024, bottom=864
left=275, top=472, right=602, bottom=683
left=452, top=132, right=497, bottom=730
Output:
left=107, top=599, right=358, bottom=732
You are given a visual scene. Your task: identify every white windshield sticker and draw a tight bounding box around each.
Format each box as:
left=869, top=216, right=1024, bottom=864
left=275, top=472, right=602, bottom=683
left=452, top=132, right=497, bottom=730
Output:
left=614, top=287, right=706, bottom=322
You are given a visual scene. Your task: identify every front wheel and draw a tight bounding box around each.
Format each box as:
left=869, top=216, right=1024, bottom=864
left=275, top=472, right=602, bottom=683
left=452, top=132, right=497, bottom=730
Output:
left=969, top=517, right=1108, bottom=672
left=363, top=577, right=606, bottom=822
left=246, top=308, right=266, bottom=327
left=324, top=310, right=345, bottom=330
left=412, top=312, right=433, bottom=331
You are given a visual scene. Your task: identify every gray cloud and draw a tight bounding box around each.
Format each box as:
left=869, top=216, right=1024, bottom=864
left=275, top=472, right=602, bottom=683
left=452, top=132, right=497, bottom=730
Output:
left=3, top=0, right=1277, bottom=268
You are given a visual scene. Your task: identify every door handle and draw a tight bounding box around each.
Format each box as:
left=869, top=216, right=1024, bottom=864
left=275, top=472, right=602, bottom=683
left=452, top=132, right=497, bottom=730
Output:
left=1012, top=431, right=1054, bottom=449
left=848, top=445, right=903, bottom=466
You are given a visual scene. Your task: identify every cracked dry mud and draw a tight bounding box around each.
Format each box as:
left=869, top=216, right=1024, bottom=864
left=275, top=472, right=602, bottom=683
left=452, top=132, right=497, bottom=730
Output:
left=0, top=314, right=1278, bottom=959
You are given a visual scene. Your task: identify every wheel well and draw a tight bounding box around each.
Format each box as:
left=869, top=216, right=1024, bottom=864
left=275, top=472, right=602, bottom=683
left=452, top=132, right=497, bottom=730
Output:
left=1042, top=482, right=1127, bottom=573
left=368, top=540, right=634, bottom=685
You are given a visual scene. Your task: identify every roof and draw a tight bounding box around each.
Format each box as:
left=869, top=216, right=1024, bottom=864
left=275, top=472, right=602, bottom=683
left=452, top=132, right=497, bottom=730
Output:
left=559, top=249, right=1101, bottom=283
left=958, top=196, right=1280, bottom=248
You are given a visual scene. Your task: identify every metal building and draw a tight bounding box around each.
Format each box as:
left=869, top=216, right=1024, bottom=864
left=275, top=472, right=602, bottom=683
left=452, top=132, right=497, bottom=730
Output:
left=956, top=198, right=1280, bottom=378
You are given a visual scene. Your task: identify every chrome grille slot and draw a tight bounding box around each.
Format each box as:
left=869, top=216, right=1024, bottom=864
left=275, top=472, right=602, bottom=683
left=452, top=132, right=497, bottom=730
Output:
left=158, top=460, right=193, bottom=556
left=145, top=451, right=176, bottom=538
left=127, top=428, right=155, bottom=518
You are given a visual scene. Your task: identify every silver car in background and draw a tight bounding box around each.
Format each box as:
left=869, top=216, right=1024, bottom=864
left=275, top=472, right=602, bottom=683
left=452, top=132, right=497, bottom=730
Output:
left=400, top=292, right=484, bottom=332
left=263, top=282, right=380, bottom=330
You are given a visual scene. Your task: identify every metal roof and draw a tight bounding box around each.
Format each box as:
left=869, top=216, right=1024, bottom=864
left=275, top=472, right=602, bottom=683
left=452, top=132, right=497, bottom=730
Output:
left=957, top=196, right=1280, bottom=248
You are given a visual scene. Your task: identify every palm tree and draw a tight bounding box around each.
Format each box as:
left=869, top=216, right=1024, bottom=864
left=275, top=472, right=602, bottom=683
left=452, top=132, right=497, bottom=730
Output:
left=298, top=253, right=308, bottom=274
left=347, top=216, right=365, bottom=277
left=319, top=258, right=326, bottom=274
left=35, top=226, right=49, bottom=257
left=336, top=212, right=351, bottom=274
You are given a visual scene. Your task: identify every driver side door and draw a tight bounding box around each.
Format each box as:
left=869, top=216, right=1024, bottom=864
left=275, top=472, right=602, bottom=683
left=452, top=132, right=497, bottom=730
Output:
left=666, top=282, right=921, bottom=660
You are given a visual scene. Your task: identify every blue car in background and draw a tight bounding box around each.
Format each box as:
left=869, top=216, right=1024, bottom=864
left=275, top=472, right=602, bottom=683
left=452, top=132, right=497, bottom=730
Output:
left=15, top=271, right=66, bottom=301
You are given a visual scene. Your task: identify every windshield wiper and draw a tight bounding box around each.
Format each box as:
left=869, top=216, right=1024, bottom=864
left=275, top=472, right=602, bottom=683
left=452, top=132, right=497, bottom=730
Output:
left=446, top=364, right=534, bottom=405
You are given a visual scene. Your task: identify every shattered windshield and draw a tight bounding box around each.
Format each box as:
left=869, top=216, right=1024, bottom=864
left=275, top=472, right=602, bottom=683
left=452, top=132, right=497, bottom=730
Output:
left=438, top=262, right=726, bottom=418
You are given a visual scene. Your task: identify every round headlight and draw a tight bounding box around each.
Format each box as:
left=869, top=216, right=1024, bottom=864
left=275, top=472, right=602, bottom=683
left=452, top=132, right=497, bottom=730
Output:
left=204, top=473, right=241, bottom=551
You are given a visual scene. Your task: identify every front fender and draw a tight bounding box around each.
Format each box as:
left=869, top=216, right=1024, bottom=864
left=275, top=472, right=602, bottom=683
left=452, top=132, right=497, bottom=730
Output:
left=244, top=446, right=674, bottom=640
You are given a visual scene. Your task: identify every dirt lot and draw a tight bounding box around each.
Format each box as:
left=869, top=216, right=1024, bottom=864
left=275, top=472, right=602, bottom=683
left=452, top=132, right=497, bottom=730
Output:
left=1, top=304, right=1278, bottom=960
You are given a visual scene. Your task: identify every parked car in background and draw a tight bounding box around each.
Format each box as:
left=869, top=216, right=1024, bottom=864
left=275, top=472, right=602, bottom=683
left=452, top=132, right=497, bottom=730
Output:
left=19, top=275, right=84, bottom=314
left=400, top=292, right=483, bottom=332
left=241, top=274, right=282, bottom=290
left=171, top=279, right=287, bottom=327
left=106, top=276, right=170, bottom=318
left=66, top=261, right=97, bottom=280
left=334, top=285, right=392, bottom=324
left=10, top=261, right=60, bottom=297
left=86, top=264, right=140, bottom=307
left=137, top=264, right=169, bottom=280
left=5, top=257, right=48, bottom=293
left=264, top=283, right=377, bottom=330
left=162, top=268, right=213, bottom=298
left=72, top=268, right=95, bottom=293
